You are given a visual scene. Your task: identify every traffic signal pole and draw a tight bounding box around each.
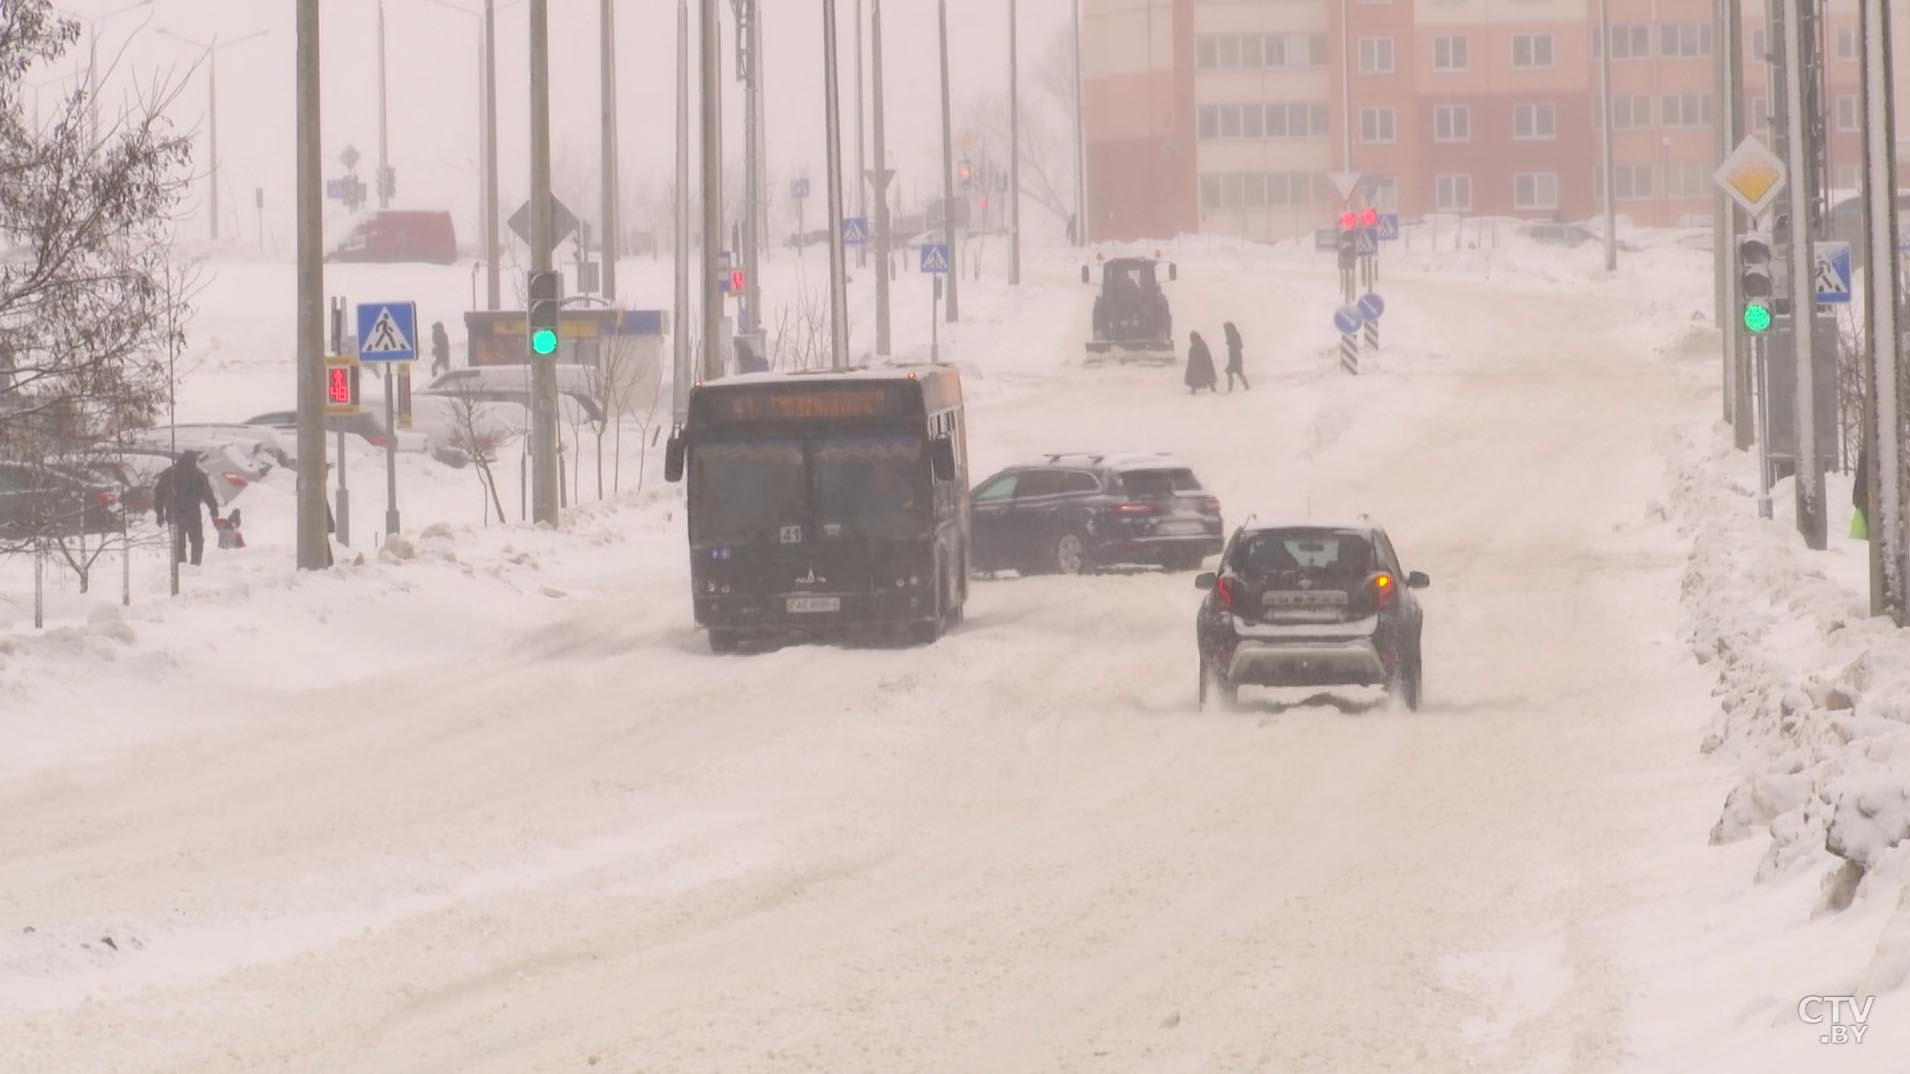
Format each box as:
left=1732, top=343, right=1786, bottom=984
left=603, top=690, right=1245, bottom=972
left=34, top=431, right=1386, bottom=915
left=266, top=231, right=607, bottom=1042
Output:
left=673, top=0, right=692, bottom=424
left=821, top=0, right=852, bottom=369
left=938, top=0, right=960, bottom=322
left=1779, top=0, right=1826, bottom=550
left=1009, top=0, right=1021, bottom=287
left=600, top=0, right=619, bottom=303
left=869, top=0, right=895, bottom=355
left=295, top=0, right=328, bottom=570
left=1859, top=0, right=1904, bottom=621
left=700, top=0, right=725, bottom=381
left=528, top=0, right=559, bottom=526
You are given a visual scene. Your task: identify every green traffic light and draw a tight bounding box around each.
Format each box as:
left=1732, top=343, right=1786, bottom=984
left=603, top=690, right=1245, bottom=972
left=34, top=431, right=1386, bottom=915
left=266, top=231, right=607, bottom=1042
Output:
left=1743, top=302, right=1772, bottom=334
left=531, top=328, right=559, bottom=355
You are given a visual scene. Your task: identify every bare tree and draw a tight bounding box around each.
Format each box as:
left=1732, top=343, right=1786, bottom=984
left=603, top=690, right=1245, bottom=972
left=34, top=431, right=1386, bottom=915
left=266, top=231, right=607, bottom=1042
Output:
left=956, top=29, right=1079, bottom=236
left=439, top=384, right=519, bottom=522
left=767, top=275, right=832, bottom=371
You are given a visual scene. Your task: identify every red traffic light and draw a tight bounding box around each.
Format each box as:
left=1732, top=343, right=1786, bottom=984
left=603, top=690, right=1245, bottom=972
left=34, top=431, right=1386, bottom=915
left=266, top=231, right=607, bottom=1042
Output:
left=729, top=269, right=746, bottom=292
left=327, top=367, right=351, bottom=405
left=1338, top=211, right=1357, bottom=231
left=1360, top=208, right=1379, bottom=227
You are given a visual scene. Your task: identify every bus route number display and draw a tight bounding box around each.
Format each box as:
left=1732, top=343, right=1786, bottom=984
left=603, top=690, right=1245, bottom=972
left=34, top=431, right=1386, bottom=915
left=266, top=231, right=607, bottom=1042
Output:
left=716, top=388, right=900, bottom=423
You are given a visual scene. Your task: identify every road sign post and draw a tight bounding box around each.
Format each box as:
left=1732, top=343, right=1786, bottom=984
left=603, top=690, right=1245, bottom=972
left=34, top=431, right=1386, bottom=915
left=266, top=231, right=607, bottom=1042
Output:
left=1334, top=305, right=1362, bottom=375
left=1358, top=292, right=1385, bottom=351
left=354, top=301, right=416, bottom=537
left=923, top=242, right=950, bottom=361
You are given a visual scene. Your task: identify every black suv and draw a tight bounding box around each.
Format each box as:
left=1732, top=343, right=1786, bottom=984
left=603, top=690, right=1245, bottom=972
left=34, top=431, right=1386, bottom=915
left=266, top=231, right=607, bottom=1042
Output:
left=1193, top=521, right=1429, bottom=710
left=970, top=453, right=1223, bottom=575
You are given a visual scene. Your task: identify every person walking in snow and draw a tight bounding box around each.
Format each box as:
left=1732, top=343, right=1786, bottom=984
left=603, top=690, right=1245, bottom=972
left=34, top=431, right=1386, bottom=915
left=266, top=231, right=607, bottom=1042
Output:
left=1184, top=331, right=1218, bottom=394
left=153, top=450, right=221, bottom=566
left=1222, top=322, right=1249, bottom=392
left=430, top=322, right=451, bottom=378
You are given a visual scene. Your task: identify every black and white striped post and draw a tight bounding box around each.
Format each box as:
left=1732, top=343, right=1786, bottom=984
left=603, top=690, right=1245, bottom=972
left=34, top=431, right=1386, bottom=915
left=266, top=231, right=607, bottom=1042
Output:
left=1358, top=291, right=1385, bottom=351
left=1335, top=304, right=1362, bottom=376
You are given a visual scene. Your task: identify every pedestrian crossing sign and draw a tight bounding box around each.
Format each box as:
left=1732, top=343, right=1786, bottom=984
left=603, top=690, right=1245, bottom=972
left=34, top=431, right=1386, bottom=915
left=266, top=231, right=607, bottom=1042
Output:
left=1813, top=242, right=1852, bottom=305
left=355, top=301, right=419, bottom=363
left=1356, top=228, right=1379, bottom=256
left=843, top=216, right=871, bottom=245
left=921, top=243, right=951, bottom=274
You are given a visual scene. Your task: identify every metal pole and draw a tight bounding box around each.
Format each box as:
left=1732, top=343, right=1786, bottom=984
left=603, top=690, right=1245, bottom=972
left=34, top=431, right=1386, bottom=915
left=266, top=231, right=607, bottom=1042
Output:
left=601, top=0, right=620, bottom=302
left=739, top=0, right=762, bottom=336
left=700, top=0, right=725, bottom=381
left=336, top=426, right=350, bottom=545
left=529, top=0, right=559, bottom=525
left=822, top=0, right=852, bottom=368
left=1599, top=0, right=1617, bottom=271
left=382, top=365, right=400, bottom=534
left=1780, top=0, right=1825, bottom=549
left=296, top=0, right=328, bottom=569
left=377, top=0, right=390, bottom=209
left=870, top=0, right=894, bottom=355
left=1072, top=0, right=1086, bottom=246
left=938, top=0, right=960, bottom=321
left=484, top=0, right=501, bottom=309
left=1860, top=0, right=1904, bottom=620
left=854, top=0, right=867, bottom=270
left=208, top=49, right=219, bottom=241
left=1009, top=0, right=1021, bottom=286
left=1338, top=0, right=1351, bottom=172
left=1728, top=0, right=1754, bottom=449
left=674, top=0, right=692, bottom=423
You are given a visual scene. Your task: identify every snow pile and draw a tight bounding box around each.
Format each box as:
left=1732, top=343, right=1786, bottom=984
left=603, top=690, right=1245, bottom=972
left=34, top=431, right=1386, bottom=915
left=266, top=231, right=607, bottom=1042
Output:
left=1672, top=425, right=1910, bottom=996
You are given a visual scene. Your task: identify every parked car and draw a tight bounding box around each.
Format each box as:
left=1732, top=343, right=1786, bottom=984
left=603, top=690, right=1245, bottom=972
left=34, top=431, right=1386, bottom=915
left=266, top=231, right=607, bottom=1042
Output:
left=970, top=453, right=1224, bottom=575
left=0, top=461, right=123, bottom=540
left=1193, top=520, right=1429, bottom=711
left=125, top=424, right=289, bottom=472
left=242, top=410, right=428, bottom=454
left=327, top=210, right=459, bottom=265
left=60, top=444, right=258, bottom=511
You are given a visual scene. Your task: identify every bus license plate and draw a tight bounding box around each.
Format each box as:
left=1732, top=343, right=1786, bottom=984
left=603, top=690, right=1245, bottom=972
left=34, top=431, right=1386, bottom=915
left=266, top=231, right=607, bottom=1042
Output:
left=787, top=596, right=841, bottom=614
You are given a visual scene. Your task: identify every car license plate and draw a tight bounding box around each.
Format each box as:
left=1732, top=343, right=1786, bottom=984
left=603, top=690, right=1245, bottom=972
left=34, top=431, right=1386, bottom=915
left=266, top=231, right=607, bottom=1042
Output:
left=1159, top=519, right=1207, bottom=536
left=786, top=596, right=841, bottom=614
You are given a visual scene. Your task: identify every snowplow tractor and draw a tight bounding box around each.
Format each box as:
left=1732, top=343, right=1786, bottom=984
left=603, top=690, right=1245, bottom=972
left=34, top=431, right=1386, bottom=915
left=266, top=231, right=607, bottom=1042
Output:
left=1085, top=256, right=1178, bottom=366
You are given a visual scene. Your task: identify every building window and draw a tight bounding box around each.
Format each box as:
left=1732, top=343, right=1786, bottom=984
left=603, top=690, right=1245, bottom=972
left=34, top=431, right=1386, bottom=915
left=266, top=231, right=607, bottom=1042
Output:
left=1515, top=172, right=1559, bottom=210
left=1267, top=33, right=1330, bottom=68
left=1661, top=93, right=1713, bottom=128
left=1750, top=95, right=1770, bottom=131
left=1597, top=94, right=1652, bottom=130
left=1368, top=175, right=1399, bottom=212
left=1668, top=162, right=1708, bottom=199
left=1433, top=34, right=1468, bottom=71
left=1241, top=103, right=1265, bottom=139
left=1838, top=26, right=1857, bottom=61
left=1242, top=173, right=1267, bottom=208
left=1198, top=105, right=1218, bottom=140
left=1838, top=164, right=1861, bottom=190
left=1221, top=173, right=1244, bottom=209
left=1514, top=102, right=1557, bottom=140
left=1264, top=101, right=1330, bottom=138
left=1660, top=23, right=1712, bottom=58
left=1200, top=175, right=1221, bottom=210
left=1512, top=33, right=1553, bottom=69
left=1220, top=104, right=1242, bottom=138
left=1218, top=34, right=1241, bottom=68
left=1240, top=34, right=1265, bottom=68
left=1614, top=163, right=1653, bottom=201
left=1435, top=174, right=1472, bottom=211
left=1837, top=95, right=1860, bottom=132
left=1594, top=25, right=1652, bottom=60
left=1434, top=104, right=1470, bottom=142
left=1360, top=107, right=1396, bottom=143
left=1197, top=36, right=1218, bottom=70
left=1359, top=37, right=1395, bottom=74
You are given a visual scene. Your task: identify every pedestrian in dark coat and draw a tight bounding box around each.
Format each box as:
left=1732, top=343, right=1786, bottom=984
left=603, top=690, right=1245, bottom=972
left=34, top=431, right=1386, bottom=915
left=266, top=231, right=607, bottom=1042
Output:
left=1223, top=321, right=1249, bottom=392
left=154, top=451, right=220, bottom=566
left=1184, top=331, right=1218, bottom=394
left=430, top=322, right=451, bottom=377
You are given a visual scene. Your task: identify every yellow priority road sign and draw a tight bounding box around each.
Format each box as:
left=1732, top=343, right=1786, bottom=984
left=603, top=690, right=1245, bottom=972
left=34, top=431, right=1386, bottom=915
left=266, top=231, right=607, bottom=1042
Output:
left=1713, top=135, right=1788, bottom=219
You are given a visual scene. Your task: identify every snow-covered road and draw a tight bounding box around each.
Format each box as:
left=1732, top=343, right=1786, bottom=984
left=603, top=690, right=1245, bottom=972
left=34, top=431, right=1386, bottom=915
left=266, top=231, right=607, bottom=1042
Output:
left=5, top=247, right=1887, bottom=1071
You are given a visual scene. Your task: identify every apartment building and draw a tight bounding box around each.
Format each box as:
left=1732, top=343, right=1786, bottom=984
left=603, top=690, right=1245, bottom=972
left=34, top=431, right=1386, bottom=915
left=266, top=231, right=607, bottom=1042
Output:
left=1080, top=0, right=1910, bottom=243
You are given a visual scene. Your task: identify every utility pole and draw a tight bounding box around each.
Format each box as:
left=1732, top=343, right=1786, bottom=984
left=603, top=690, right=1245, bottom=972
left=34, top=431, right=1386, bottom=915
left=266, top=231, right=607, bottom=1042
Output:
left=938, top=0, right=960, bottom=321
left=731, top=0, right=762, bottom=336
left=528, top=0, right=559, bottom=525
left=1728, top=0, right=1752, bottom=450
left=295, top=0, right=327, bottom=569
left=1860, top=0, right=1904, bottom=620
left=700, top=0, right=725, bottom=381
left=1072, top=0, right=1087, bottom=246
left=1338, top=0, right=1352, bottom=172
left=600, top=0, right=619, bottom=302
left=484, top=0, right=500, bottom=309
left=822, top=0, right=852, bottom=368
left=1009, top=0, right=1022, bottom=286
left=1598, top=0, right=1616, bottom=271
left=854, top=0, right=867, bottom=269
left=869, top=0, right=894, bottom=355
left=1718, top=0, right=1750, bottom=446
left=1779, top=0, right=1825, bottom=549
left=674, top=0, right=692, bottom=423
left=377, top=0, right=391, bottom=209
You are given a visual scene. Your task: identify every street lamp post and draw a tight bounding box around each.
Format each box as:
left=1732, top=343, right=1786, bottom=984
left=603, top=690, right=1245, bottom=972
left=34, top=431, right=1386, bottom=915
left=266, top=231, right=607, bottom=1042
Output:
left=423, top=0, right=520, bottom=310
left=158, top=27, right=271, bottom=244
left=55, top=0, right=153, bottom=148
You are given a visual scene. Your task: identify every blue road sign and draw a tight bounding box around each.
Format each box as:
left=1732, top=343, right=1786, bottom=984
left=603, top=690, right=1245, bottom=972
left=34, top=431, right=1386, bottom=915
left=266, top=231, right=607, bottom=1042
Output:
left=355, top=301, right=419, bottom=363
left=843, top=217, right=871, bottom=245
left=791, top=178, right=811, bottom=200
left=1356, top=228, right=1379, bottom=256
left=921, top=243, right=952, bottom=274
left=325, top=177, right=351, bottom=201
left=1814, top=241, right=1853, bottom=304
left=1358, top=293, right=1386, bottom=320
left=1334, top=305, right=1364, bottom=334
left=1377, top=213, right=1401, bottom=241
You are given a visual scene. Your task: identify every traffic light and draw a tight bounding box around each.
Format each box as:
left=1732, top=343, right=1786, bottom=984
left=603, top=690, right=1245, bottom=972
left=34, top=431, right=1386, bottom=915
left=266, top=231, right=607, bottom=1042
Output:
left=1337, top=226, right=1358, bottom=271
left=1360, top=207, right=1379, bottom=227
left=1739, top=231, right=1774, bottom=334
left=729, top=269, right=746, bottom=293
left=528, top=270, right=562, bottom=357
left=324, top=355, right=361, bottom=415
left=1338, top=211, right=1357, bottom=231
left=376, top=165, right=396, bottom=201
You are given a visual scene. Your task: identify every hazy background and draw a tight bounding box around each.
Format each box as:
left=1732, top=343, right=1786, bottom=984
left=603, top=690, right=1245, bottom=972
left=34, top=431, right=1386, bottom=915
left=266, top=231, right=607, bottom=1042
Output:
left=38, top=0, right=1073, bottom=260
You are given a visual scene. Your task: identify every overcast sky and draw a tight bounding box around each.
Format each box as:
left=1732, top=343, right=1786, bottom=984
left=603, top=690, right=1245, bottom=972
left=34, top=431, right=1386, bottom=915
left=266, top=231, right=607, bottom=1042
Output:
left=38, top=0, right=1072, bottom=253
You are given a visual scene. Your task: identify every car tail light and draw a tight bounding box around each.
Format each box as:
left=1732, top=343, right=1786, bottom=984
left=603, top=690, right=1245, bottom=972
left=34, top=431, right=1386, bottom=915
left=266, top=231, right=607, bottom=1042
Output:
left=223, top=473, right=248, bottom=488
left=1198, top=496, right=1220, bottom=514
left=367, top=434, right=387, bottom=447
left=1113, top=501, right=1156, bottom=516
left=1373, top=572, right=1397, bottom=610
left=91, top=491, right=116, bottom=507
left=1215, top=577, right=1236, bottom=609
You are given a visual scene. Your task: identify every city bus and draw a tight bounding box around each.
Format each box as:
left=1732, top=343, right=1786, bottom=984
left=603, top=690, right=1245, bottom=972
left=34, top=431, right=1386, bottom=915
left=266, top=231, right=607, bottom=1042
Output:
left=664, top=365, right=970, bottom=652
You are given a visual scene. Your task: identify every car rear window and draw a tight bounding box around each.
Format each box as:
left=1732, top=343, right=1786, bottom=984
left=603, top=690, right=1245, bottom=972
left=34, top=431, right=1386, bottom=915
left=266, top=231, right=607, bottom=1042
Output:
left=1233, top=530, right=1375, bottom=577
left=1119, top=468, right=1202, bottom=498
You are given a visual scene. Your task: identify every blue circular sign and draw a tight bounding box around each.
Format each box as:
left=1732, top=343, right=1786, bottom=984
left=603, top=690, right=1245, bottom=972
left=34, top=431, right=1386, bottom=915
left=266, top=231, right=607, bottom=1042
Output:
left=1334, top=305, right=1364, bottom=334
left=1358, top=293, right=1386, bottom=320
